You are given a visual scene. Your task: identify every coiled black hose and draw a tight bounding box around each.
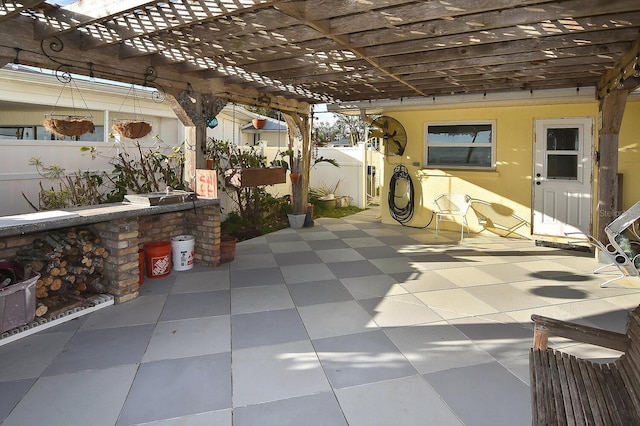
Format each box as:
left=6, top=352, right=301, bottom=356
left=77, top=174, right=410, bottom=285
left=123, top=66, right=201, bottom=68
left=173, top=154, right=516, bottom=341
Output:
left=388, top=164, right=414, bottom=224
left=388, top=164, right=433, bottom=228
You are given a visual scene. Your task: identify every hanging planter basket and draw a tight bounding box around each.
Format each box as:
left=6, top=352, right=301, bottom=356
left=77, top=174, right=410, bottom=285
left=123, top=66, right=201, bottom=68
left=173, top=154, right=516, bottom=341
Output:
left=224, top=167, right=286, bottom=188
left=112, top=120, right=152, bottom=139
left=252, top=118, right=267, bottom=129
left=43, top=115, right=95, bottom=137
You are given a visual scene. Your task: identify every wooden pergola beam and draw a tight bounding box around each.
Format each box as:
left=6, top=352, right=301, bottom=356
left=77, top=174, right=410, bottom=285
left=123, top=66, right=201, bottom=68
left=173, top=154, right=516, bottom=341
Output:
left=597, top=38, right=640, bottom=99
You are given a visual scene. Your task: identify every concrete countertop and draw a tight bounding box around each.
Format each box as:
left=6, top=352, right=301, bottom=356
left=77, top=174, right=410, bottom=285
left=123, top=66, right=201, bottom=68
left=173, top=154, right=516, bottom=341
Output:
left=0, top=199, right=220, bottom=238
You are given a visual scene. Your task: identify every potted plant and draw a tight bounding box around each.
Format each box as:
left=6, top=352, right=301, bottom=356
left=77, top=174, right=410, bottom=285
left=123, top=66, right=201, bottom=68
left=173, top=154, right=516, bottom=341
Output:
left=252, top=118, right=266, bottom=129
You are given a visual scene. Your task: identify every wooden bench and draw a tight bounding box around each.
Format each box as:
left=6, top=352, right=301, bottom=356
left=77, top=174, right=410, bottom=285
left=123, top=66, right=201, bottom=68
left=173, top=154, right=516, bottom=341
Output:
left=529, top=307, right=640, bottom=425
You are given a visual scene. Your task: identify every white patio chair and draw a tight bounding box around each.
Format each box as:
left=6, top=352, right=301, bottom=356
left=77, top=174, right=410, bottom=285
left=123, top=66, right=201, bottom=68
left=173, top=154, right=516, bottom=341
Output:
left=434, top=193, right=472, bottom=240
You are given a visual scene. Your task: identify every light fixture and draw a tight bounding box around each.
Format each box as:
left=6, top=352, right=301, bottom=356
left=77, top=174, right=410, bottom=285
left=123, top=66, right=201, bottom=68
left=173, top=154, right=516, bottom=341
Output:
left=11, top=47, right=21, bottom=70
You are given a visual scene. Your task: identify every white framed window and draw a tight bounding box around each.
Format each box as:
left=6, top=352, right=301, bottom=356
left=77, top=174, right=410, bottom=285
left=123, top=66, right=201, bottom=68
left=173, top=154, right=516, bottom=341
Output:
left=425, top=121, right=496, bottom=169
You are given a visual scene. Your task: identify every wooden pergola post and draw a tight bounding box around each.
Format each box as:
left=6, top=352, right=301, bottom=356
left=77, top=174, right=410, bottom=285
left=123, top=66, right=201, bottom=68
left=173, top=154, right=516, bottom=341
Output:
left=596, top=89, right=628, bottom=243
left=166, top=91, right=226, bottom=191
left=282, top=111, right=312, bottom=215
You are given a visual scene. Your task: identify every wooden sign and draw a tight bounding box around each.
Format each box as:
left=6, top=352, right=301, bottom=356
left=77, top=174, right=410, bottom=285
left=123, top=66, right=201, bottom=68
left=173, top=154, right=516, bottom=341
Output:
left=196, top=169, right=218, bottom=199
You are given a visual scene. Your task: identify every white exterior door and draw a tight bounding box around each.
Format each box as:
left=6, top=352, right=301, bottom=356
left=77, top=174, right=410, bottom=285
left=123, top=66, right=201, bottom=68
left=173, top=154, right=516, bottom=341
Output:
left=532, top=118, right=593, bottom=238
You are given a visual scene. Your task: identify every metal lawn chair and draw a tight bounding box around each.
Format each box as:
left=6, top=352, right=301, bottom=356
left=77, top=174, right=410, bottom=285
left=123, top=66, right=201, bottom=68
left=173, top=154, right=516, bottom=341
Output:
left=575, top=201, right=640, bottom=287
left=434, top=193, right=472, bottom=241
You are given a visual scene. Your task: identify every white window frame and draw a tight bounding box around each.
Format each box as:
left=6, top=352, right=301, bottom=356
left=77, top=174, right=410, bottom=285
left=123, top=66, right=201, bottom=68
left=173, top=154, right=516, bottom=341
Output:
left=424, top=121, right=496, bottom=170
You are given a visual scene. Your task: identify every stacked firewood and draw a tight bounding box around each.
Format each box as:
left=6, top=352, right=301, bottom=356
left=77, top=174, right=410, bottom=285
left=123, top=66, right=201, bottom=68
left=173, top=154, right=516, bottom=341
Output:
left=15, top=228, right=109, bottom=317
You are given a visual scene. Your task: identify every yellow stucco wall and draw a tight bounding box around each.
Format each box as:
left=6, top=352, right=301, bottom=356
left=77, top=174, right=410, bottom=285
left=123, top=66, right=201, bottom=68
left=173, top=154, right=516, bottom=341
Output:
left=618, top=96, right=640, bottom=210
left=378, top=94, right=640, bottom=238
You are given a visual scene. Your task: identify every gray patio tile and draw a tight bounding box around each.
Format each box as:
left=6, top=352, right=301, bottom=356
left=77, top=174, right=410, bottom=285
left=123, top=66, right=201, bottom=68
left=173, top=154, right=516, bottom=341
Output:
left=0, top=379, right=35, bottom=423
left=320, top=221, right=359, bottom=231
left=264, top=232, right=304, bottom=242
left=3, top=365, right=137, bottom=426
left=449, top=315, right=533, bottom=361
left=354, top=245, right=405, bottom=259
left=142, top=316, right=230, bottom=362
left=233, top=392, right=347, bottom=426
left=314, top=330, right=418, bottom=388
left=79, top=294, right=165, bottom=330
left=170, top=268, right=230, bottom=292
left=298, top=230, right=338, bottom=241
left=232, top=340, right=330, bottom=407
left=424, top=361, right=531, bottom=426
left=139, top=274, right=176, bottom=296
left=478, top=262, right=538, bottom=283
left=231, top=284, right=294, bottom=314
left=465, top=283, right=552, bottom=312
left=235, top=241, right=272, bottom=255
left=336, top=375, right=462, bottom=426
left=306, top=238, right=350, bottom=250
left=0, top=332, right=74, bottom=381
left=384, top=322, right=495, bottom=374
left=395, top=270, right=458, bottom=292
left=43, top=324, right=154, bottom=376
left=274, top=250, right=323, bottom=266
left=315, top=247, right=365, bottom=263
left=134, top=410, right=231, bottom=426
left=343, top=237, right=386, bottom=248
left=369, top=257, right=417, bottom=274
left=341, top=274, right=408, bottom=299
left=117, top=353, right=231, bottom=425
left=332, top=229, right=371, bottom=239
left=269, top=240, right=311, bottom=254
left=325, top=260, right=385, bottom=278
left=229, top=266, right=285, bottom=288
left=359, top=294, right=443, bottom=327
left=413, top=288, right=499, bottom=320
left=378, top=235, right=423, bottom=245
left=280, top=263, right=336, bottom=283
left=230, top=253, right=277, bottom=270
left=297, top=300, right=378, bottom=339
left=287, top=279, right=354, bottom=307
left=159, top=290, right=230, bottom=321
left=231, top=308, right=308, bottom=349
left=363, top=228, right=404, bottom=237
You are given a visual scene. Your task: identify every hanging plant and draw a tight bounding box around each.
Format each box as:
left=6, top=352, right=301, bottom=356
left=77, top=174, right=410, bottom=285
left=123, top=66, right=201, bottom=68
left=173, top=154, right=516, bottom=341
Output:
left=252, top=118, right=266, bottom=129
left=43, top=115, right=95, bottom=137
left=43, top=74, right=95, bottom=137
left=112, top=120, right=152, bottom=139
left=111, top=84, right=152, bottom=139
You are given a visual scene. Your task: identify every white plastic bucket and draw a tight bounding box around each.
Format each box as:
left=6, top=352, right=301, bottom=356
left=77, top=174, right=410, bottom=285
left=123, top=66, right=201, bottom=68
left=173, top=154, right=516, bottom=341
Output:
left=170, top=235, right=195, bottom=271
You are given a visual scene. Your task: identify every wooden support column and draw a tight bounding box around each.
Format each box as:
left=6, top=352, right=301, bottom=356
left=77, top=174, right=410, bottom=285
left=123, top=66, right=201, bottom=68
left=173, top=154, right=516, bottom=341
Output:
left=166, top=91, right=226, bottom=191
left=596, top=89, right=628, bottom=243
left=282, top=111, right=312, bottom=215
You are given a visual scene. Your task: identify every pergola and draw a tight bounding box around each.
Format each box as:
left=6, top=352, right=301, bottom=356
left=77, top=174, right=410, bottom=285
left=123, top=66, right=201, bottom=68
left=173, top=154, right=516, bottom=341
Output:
left=1, top=0, right=639, bottom=236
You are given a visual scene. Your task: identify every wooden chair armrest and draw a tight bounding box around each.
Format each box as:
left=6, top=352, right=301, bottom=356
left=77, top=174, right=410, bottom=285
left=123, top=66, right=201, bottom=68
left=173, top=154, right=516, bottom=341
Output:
left=531, top=314, right=629, bottom=352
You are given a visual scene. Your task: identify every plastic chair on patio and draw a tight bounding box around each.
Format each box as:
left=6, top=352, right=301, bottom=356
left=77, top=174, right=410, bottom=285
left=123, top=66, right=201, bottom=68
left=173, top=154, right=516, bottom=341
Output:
left=434, top=193, right=472, bottom=241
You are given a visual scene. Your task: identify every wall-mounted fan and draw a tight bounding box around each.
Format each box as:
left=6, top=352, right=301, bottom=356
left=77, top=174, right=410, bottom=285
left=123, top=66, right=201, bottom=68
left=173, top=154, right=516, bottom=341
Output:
left=369, top=116, right=407, bottom=156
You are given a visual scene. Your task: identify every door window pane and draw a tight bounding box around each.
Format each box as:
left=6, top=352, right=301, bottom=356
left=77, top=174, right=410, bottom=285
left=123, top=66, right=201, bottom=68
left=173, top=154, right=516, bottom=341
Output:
left=547, top=154, right=577, bottom=180
left=547, top=128, right=578, bottom=151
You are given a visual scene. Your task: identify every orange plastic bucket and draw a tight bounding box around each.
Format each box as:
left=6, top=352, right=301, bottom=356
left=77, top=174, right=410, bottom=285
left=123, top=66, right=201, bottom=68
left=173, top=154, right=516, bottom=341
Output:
left=144, top=241, right=171, bottom=278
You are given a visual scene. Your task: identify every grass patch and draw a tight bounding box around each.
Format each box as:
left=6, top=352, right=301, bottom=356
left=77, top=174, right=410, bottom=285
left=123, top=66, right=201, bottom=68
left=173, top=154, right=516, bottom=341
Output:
left=312, top=204, right=364, bottom=219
